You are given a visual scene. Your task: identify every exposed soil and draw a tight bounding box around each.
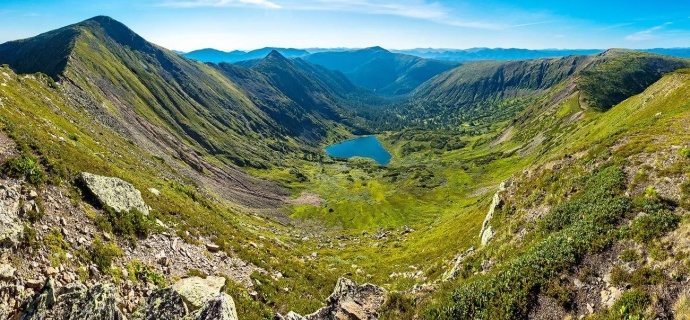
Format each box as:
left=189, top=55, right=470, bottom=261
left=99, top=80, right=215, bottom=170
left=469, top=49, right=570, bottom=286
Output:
left=0, top=132, right=16, bottom=163
left=285, top=191, right=324, bottom=207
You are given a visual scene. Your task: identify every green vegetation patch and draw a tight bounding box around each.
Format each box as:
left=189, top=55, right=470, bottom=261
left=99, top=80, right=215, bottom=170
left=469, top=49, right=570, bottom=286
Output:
left=427, top=165, right=630, bottom=319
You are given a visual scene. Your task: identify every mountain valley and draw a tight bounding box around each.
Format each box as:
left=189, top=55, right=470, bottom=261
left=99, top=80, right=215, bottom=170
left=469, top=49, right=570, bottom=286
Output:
left=0, top=15, right=690, bottom=320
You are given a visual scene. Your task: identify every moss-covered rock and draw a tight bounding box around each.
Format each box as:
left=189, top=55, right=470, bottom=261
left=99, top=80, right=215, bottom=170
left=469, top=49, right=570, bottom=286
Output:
left=78, top=172, right=150, bottom=215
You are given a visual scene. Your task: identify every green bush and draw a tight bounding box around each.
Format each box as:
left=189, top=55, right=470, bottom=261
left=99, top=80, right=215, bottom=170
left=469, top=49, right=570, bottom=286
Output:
left=21, top=224, right=38, bottom=248
left=380, top=292, right=416, bottom=319
left=44, top=228, right=69, bottom=266
left=619, top=249, right=639, bottom=262
left=90, top=236, right=123, bottom=272
left=610, top=266, right=664, bottom=288
left=1, top=155, right=45, bottom=185
left=629, top=210, right=680, bottom=244
left=679, top=148, right=690, bottom=158
left=96, top=206, right=151, bottom=242
left=539, top=165, right=628, bottom=233
left=598, top=290, right=651, bottom=320
left=427, top=166, right=631, bottom=319
left=644, top=186, right=658, bottom=199
left=223, top=277, right=273, bottom=319
left=126, top=260, right=167, bottom=288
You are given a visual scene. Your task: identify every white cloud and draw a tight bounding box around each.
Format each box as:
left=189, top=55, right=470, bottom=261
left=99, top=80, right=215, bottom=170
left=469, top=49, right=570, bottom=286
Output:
left=597, top=22, right=634, bottom=31
left=160, top=0, right=281, bottom=9
left=626, top=22, right=672, bottom=41
left=156, top=0, right=556, bottom=31
left=304, top=0, right=447, bottom=20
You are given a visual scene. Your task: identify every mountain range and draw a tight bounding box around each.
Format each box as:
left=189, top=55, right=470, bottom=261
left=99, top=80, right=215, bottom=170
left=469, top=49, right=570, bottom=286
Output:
left=2, top=15, right=690, bottom=320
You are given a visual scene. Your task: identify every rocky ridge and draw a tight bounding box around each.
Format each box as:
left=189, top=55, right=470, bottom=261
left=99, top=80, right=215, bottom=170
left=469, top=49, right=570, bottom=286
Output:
left=275, top=277, right=387, bottom=320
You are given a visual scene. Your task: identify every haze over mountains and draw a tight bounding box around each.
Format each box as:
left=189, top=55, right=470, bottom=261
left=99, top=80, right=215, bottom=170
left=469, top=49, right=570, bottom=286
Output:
left=3, top=14, right=690, bottom=320
left=183, top=46, right=690, bottom=64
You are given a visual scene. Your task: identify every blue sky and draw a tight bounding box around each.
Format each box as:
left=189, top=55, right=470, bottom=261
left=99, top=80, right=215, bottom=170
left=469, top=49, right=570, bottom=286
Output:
left=1, top=0, right=689, bottom=51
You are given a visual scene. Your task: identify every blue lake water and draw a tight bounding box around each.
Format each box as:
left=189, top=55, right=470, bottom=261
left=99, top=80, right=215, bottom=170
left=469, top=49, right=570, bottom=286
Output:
left=325, top=136, right=392, bottom=165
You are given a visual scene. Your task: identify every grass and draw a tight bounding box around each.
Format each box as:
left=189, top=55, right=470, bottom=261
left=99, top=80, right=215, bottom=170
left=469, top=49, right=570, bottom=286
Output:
left=1, top=33, right=690, bottom=320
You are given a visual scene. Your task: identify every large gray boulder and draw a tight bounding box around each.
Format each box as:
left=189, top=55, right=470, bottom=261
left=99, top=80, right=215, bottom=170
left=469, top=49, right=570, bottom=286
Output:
left=478, top=180, right=508, bottom=246
left=137, top=277, right=237, bottom=320
left=0, top=181, right=23, bottom=244
left=79, top=172, right=150, bottom=215
left=21, top=281, right=125, bottom=320
left=138, top=287, right=188, bottom=320
left=187, top=293, right=237, bottom=320
left=278, top=277, right=387, bottom=320
left=172, top=276, right=227, bottom=311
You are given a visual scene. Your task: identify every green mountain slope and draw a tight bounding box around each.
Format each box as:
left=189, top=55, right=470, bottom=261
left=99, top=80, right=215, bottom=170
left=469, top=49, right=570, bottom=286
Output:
left=372, top=51, right=690, bottom=132
left=304, top=46, right=460, bottom=95
left=4, top=15, right=690, bottom=320
left=0, top=16, right=360, bottom=169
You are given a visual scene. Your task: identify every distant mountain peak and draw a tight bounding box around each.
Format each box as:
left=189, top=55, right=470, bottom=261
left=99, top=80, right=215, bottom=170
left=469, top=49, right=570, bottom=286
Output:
left=363, top=46, right=389, bottom=53
left=265, top=50, right=288, bottom=61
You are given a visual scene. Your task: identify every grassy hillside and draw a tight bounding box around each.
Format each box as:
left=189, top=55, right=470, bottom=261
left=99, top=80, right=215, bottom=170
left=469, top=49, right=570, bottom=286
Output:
left=3, top=15, right=690, bottom=320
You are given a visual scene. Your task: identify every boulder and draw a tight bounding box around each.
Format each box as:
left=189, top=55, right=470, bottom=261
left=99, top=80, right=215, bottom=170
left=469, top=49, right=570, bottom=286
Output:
left=0, top=182, right=23, bottom=244
left=21, top=282, right=125, bottom=320
left=172, top=276, right=226, bottom=311
left=78, top=172, right=149, bottom=215
left=478, top=180, right=509, bottom=247
left=138, top=281, right=238, bottom=320
left=480, top=226, right=494, bottom=246
left=187, top=293, right=238, bottom=320
left=279, top=277, right=387, bottom=320
left=137, top=287, right=188, bottom=320
left=0, top=264, right=16, bottom=280
left=205, top=243, right=221, bottom=253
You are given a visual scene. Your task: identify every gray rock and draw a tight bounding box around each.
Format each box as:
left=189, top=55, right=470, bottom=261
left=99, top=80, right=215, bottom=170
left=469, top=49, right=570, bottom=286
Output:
left=21, top=278, right=56, bottom=320
left=478, top=180, right=509, bottom=247
left=78, top=172, right=150, bottom=215
left=0, top=263, right=16, bottom=280
left=187, top=293, right=238, bottom=320
left=25, top=279, right=44, bottom=290
left=205, top=243, right=221, bottom=253
left=284, top=277, right=387, bottom=320
left=21, top=282, right=125, bottom=320
left=137, top=284, right=238, bottom=320
left=0, top=181, right=23, bottom=244
left=148, top=188, right=161, bottom=197
left=172, top=276, right=226, bottom=311
left=480, top=226, right=494, bottom=246
left=137, top=287, right=188, bottom=320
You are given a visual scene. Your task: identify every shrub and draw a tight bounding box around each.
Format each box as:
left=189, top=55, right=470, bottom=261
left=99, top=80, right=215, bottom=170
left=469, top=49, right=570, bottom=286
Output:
left=96, top=206, right=151, bottom=242
left=610, top=266, right=665, bottom=288
left=44, top=228, right=69, bottom=266
left=619, top=249, right=639, bottom=262
left=645, top=186, right=658, bottom=199
left=427, top=166, right=632, bottom=319
left=90, top=236, right=123, bottom=272
left=380, top=292, right=416, bottom=319
left=599, top=290, right=651, bottom=320
left=630, top=210, right=680, bottom=244
left=126, top=260, right=167, bottom=288
left=21, top=224, right=38, bottom=248
left=610, top=266, right=629, bottom=286
left=1, top=155, right=45, bottom=185
left=680, top=148, right=690, bottom=158
left=681, top=181, right=690, bottom=196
